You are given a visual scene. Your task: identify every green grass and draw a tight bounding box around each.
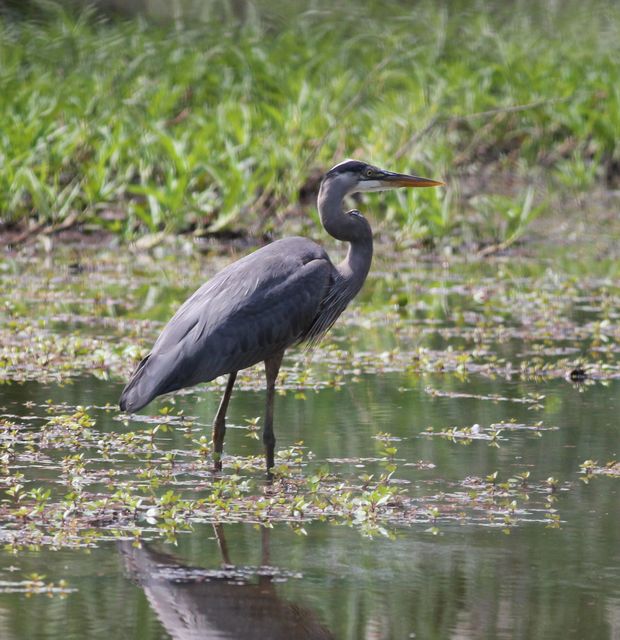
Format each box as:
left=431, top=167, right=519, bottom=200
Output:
left=0, top=0, right=619, bottom=242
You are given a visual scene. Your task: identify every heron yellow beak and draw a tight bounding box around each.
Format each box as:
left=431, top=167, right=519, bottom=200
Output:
left=382, top=171, right=445, bottom=188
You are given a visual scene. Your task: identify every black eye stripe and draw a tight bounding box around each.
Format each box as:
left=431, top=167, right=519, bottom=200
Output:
left=325, top=161, right=383, bottom=179
left=327, top=160, right=371, bottom=176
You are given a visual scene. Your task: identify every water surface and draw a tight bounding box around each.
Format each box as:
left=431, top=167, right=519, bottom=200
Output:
left=0, top=233, right=618, bottom=639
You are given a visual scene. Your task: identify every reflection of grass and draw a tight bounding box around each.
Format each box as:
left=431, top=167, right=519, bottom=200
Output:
left=1, top=0, right=619, bottom=242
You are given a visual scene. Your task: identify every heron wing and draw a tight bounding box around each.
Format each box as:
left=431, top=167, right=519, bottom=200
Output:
left=120, top=237, right=334, bottom=411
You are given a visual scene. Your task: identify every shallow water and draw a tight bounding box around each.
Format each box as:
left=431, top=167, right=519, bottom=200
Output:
left=1, top=231, right=619, bottom=639
left=1, top=375, right=618, bottom=639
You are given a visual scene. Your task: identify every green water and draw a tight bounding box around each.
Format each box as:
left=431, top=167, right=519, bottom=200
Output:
left=0, top=372, right=618, bottom=639
left=1, top=228, right=619, bottom=639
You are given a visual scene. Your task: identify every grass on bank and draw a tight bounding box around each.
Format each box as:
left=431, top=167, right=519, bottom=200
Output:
left=0, top=0, right=619, bottom=244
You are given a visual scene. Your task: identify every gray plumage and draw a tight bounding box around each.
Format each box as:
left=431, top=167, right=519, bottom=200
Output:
left=120, top=237, right=334, bottom=411
left=119, top=159, right=443, bottom=471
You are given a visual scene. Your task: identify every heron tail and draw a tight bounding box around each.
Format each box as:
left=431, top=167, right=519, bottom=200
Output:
left=119, top=354, right=159, bottom=413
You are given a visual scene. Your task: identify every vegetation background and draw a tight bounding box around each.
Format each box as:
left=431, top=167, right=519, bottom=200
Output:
left=0, top=0, right=619, bottom=246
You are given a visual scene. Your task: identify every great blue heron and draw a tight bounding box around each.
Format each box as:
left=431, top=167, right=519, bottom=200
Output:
left=119, top=160, right=443, bottom=471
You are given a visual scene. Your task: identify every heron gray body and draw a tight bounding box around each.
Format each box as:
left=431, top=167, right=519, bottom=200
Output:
left=119, top=160, right=442, bottom=471
left=119, top=236, right=354, bottom=411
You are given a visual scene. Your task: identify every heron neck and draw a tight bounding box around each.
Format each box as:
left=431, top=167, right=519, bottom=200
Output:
left=318, top=178, right=374, bottom=297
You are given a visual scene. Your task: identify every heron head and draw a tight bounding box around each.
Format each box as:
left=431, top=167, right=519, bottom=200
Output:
left=324, top=159, right=444, bottom=195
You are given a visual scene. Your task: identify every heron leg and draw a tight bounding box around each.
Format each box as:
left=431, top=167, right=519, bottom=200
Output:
left=212, top=371, right=237, bottom=471
left=263, top=351, right=284, bottom=474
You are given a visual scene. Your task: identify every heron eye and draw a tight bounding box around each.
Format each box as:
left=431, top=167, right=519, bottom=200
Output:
left=364, top=168, right=374, bottom=178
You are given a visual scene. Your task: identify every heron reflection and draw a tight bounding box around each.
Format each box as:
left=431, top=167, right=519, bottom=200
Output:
left=119, top=526, right=333, bottom=640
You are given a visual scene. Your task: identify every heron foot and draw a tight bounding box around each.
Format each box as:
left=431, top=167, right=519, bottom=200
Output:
left=211, top=454, right=223, bottom=473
